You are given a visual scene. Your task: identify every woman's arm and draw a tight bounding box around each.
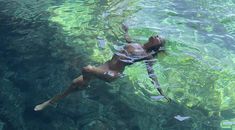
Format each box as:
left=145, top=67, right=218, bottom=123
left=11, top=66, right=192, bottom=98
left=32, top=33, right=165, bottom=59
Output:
left=122, top=24, right=132, bottom=43
left=145, top=60, right=171, bottom=102
left=117, top=51, right=156, bottom=64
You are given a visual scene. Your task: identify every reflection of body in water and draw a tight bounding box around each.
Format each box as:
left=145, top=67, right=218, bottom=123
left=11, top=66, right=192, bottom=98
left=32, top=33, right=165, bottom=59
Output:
left=34, top=25, right=170, bottom=111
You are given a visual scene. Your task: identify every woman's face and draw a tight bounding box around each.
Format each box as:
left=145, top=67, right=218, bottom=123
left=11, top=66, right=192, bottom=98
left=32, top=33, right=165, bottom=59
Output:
left=149, top=35, right=164, bottom=46
left=146, top=35, right=165, bottom=52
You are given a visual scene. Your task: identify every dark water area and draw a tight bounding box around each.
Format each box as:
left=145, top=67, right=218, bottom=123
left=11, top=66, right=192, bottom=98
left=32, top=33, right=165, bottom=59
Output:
left=1, top=0, right=235, bottom=130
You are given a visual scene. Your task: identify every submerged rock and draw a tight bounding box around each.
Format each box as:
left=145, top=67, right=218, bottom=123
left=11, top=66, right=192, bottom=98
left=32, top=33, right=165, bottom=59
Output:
left=0, top=121, right=5, bottom=130
left=82, top=120, right=109, bottom=130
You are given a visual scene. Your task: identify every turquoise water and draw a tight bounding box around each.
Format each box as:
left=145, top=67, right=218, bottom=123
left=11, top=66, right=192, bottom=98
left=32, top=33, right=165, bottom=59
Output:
left=0, top=0, right=235, bottom=130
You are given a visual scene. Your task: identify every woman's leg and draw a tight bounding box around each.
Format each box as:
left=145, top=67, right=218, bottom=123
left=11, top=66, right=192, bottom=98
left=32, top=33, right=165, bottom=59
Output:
left=34, top=64, right=120, bottom=111
left=34, top=76, right=88, bottom=111
left=82, top=65, right=120, bottom=82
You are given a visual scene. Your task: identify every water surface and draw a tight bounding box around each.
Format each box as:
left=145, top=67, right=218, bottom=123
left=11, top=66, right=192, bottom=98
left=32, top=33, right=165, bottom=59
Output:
left=0, top=0, right=235, bottom=130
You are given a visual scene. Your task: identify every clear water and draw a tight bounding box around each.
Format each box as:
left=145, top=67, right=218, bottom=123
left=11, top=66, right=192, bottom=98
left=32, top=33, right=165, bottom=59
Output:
left=0, top=0, right=235, bottom=130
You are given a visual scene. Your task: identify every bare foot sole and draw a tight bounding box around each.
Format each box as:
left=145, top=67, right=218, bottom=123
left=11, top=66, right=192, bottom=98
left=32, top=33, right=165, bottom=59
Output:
left=34, top=100, right=51, bottom=111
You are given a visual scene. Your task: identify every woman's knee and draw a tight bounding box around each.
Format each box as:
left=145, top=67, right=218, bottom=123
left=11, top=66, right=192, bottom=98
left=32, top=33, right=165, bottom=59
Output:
left=72, top=76, right=89, bottom=88
left=82, top=65, right=93, bottom=74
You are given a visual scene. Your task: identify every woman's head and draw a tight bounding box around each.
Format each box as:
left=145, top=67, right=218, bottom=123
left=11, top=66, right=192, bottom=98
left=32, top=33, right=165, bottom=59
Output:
left=144, top=35, right=165, bottom=52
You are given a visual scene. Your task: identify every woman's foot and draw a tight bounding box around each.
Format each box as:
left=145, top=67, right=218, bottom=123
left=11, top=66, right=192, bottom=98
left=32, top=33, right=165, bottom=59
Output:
left=34, top=100, right=51, bottom=111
